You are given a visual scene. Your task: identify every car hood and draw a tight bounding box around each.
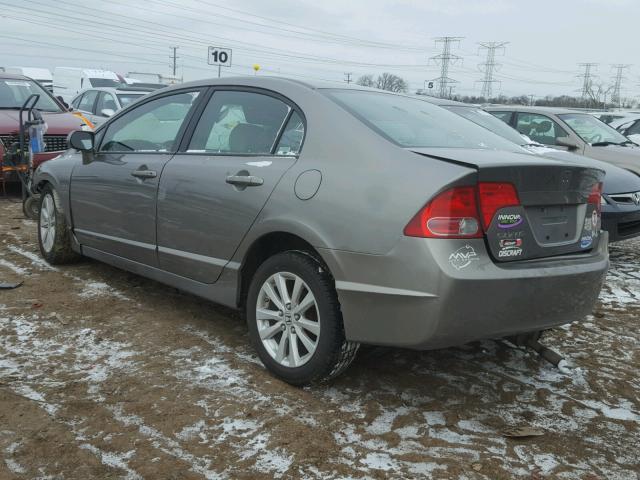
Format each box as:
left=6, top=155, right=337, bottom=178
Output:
left=529, top=148, right=640, bottom=195
left=0, top=110, right=85, bottom=135
left=585, top=144, right=640, bottom=176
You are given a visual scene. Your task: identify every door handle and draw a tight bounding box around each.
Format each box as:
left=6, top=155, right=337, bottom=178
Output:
left=225, top=175, right=264, bottom=187
left=131, top=169, right=157, bottom=179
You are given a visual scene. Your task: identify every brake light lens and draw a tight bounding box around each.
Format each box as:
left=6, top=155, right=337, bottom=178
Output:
left=404, top=182, right=521, bottom=238
left=588, top=182, right=603, bottom=213
left=478, top=182, right=520, bottom=229
left=404, top=186, right=482, bottom=238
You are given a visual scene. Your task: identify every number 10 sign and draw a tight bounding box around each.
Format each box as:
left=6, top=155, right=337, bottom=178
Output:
left=208, top=47, right=232, bottom=67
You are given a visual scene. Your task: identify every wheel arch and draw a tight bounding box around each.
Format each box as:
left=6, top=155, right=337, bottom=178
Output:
left=236, top=231, right=333, bottom=310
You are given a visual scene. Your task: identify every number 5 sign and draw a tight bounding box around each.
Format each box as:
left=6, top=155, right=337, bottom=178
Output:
left=208, top=47, right=232, bottom=67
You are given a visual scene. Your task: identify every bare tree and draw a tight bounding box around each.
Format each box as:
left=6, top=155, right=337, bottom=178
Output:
left=356, top=74, right=375, bottom=87
left=356, top=73, right=408, bottom=93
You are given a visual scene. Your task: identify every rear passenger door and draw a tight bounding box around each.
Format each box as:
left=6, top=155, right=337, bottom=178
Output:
left=157, top=88, right=305, bottom=283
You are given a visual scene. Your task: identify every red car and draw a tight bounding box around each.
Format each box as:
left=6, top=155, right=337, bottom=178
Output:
left=0, top=73, right=86, bottom=186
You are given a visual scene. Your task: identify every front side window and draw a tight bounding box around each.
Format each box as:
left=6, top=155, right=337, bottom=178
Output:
left=515, top=113, right=568, bottom=146
left=100, top=91, right=200, bottom=153
left=558, top=113, right=629, bottom=145
left=96, top=92, right=117, bottom=114
left=324, top=89, right=519, bottom=150
left=71, top=94, right=83, bottom=109
left=78, top=90, right=99, bottom=113
left=626, top=120, right=640, bottom=136
left=188, top=90, right=290, bottom=154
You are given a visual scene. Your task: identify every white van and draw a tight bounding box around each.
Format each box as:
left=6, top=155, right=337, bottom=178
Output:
left=53, top=68, right=122, bottom=104
left=4, top=67, right=53, bottom=92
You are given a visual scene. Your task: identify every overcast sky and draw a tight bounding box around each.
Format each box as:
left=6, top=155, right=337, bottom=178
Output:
left=1, top=0, right=638, bottom=99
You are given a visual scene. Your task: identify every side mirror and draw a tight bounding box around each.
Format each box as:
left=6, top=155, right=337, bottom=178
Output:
left=100, top=108, right=115, bottom=118
left=556, top=136, right=579, bottom=150
left=68, top=130, right=95, bottom=151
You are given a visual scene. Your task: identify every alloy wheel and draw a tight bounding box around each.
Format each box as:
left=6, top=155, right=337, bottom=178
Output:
left=40, top=194, right=56, bottom=253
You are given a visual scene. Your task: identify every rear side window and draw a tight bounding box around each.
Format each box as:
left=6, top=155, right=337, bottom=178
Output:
left=78, top=90, right=98, bottom=113
left=489, top=111, right=513, bottom=124
left=276, top=111, right=305, bottom=155
left=515, top=113, right=568, bottom=146
left=188, top=90, right=290, bottom=154
left=626, top=120, right=640, bottom=136
left=100, top=91, right=200, bottom=152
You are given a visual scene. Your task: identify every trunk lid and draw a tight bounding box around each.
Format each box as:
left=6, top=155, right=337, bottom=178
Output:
left=410, top=148, right=605, bottom=261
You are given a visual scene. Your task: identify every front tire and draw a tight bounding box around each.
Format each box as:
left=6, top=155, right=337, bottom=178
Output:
left=23, top=194, right=40, bottom=220
left=246, top=251, right=359, bottom=386
left=37, top=185, right=81, bottom=265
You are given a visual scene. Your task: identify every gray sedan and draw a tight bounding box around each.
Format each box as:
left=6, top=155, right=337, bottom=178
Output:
left=33, top=78, right=608, bottom=385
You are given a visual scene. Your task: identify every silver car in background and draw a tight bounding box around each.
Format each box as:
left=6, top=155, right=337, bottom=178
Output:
left=70, top=87, right=154, bottom=127
left=33, top=78, right=608, bottom=385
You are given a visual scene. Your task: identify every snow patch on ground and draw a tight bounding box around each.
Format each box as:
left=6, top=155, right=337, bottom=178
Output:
left=78, top=281, right=130, bottom=301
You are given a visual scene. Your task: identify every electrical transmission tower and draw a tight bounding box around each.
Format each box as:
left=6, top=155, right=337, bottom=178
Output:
left=577, top=63, right=598, bottom=100
left=429, top=37, right=463, bottom=98
left=610, top=64, right=631, bottom=107
left=477, top=41, right=508, bottom=99
left=170, top=46, right=180, bottom=77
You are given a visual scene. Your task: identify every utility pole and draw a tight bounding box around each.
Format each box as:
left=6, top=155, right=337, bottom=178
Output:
left=610, top=64, right=631, bottom=108
left=170, top=46, right=180, bottom=77
left=429, top=36, right=463, bottom=99
left=344, top=72, right=353, bottom=84
left=577, top=63, right=598, bottom=103
left=528, top=94, right=535, bottom=106
left=477, top=41, right=508, bottom=100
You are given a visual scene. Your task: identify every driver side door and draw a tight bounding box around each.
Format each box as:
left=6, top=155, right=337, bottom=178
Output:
left=70, top=89, right=202, bottom=266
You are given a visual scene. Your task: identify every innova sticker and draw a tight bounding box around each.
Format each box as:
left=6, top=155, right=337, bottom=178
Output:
left=497, top=213, right=524, bottom=229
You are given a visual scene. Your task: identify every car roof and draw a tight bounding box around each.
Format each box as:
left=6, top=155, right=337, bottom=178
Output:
left=72, top=87, right=153, bottom=99
left=484, top=105, right=594, bottom=115
left=0, top=73, right=30, bottom=81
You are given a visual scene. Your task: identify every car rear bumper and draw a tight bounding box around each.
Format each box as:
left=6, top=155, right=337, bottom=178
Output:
left=602, top=205, right=640, bottom=242
left=320, top=234, right=608, bottom=349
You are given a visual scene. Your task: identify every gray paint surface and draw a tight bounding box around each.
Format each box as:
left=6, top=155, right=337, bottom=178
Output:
left=34, top=77, right=609, bottom=349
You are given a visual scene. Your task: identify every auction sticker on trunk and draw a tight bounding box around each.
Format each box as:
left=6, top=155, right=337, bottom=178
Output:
left=497, top=213, right=524, bottom=229
left=498, top=238, right=523, bottom=258
left=448, top=245, right=478, bottom=270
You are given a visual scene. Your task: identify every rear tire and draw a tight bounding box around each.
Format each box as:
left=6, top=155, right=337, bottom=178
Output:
left=37, top=185, right=81, bottom=265
left=23, top=194, right=40, bottom=220
left=246, top=251, right=359, bottom=386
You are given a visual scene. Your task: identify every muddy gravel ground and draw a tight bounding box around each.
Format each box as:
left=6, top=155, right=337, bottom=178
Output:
left=0, top=197, right=639, bottom=480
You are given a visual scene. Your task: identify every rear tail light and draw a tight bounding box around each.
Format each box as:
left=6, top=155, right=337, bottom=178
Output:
left=478, top=182, right=520, bottom=229
left=588, top=182, right=603, bottom=213
left=404, top=182, right=520, bottom=238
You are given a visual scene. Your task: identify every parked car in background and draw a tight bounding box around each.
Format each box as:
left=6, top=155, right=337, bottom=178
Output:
left=71, top=87, right=153, bottom=127
left=33, top=78, right=608, bottom=385
left=4, top=67, right=53, bottom=92
left=486, top=106, right=640, bottom=176
left=423, top=97, right=640, bottom=242
left=0, top=73, right=85, bottom=184
left=591, top=111, right=640, bottom=126
left=53, top=68, right=123, bottom=105
left=612, top=115, right=640, bottom=145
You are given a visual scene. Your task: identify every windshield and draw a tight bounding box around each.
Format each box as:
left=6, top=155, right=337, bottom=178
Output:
left=90, top=78, right=124, bottom=88
left=444, top=105, right=526, bottom=145
left=324, top=89, right=522, bottom=151
left=117, top=94, right=145, bottom=108
left=0, top=78, right=62, bottom=112
left=558, top=113, right=629, bottom=145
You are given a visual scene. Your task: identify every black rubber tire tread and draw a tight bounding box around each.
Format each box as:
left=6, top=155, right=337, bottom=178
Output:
left=37, top=185, right=81, bottom=265
left=246, top=251, right=359, bottom=386
left=23, top=194, right=40, bottom=220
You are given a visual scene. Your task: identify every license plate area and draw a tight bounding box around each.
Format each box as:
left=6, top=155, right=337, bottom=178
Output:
left=525, top=205, right=581, bottom=246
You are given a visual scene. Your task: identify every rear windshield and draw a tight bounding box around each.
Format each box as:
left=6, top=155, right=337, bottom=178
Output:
left=444, top=105, right=526, bottom=145
left=89, top=78, right=123, bottom=88
left=117, top=94, right=145, bottom=108
left=324, top=89, right=521, bottom=151
left=0, top=78, right=62, bottom=112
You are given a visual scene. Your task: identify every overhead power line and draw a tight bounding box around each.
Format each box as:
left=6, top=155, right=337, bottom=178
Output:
left=477, top=41, right=508, bottom=99
left=429, top=36, right=463, bottom=98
